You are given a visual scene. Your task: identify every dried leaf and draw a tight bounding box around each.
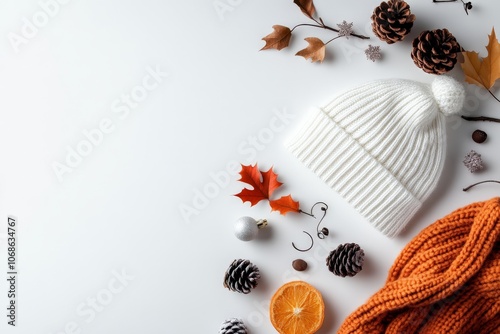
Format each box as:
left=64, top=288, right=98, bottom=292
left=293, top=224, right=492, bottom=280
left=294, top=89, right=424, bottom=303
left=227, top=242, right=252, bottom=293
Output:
left=234, top=164, right=283, bottom=206
left=461, top=27, right=500, bottom=89
left=234, top=163, right=302, bottom=216
left=261, top=25, right=292, bottom=51
left=293, top=0, right=316, bottom=19
left=269, top=195, right=300, bottom=215
left=295, top=37, right=325, bottom=63
left=461, top=51, right=485, bottom=88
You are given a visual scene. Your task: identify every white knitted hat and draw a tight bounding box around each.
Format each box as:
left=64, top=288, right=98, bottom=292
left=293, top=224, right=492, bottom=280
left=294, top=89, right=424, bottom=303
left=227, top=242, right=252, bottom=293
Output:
left=285, top=76, right=465, bottom=237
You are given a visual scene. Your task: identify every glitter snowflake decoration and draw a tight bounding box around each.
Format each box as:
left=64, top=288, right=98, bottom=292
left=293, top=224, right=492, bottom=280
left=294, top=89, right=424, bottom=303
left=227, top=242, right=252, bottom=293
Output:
left=337, top=20, right=353, bottom=39
left=365, top=45, right=382, bottom=62
left=463, top=150, right=484, bottom=173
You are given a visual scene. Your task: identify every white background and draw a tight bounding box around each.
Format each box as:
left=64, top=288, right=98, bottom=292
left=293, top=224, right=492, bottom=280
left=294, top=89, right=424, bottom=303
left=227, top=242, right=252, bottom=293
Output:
left=0, top=0, right=499, bottom=333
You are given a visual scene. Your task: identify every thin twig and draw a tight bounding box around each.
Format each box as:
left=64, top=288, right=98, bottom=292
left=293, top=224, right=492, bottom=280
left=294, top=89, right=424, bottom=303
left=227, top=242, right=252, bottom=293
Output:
left=461, top=115, right=500, bottom=123
left=291, top=23, right=370, bottom=40
left=325, top=36, right=342, bottom=45
left=292, top=231, right=314, bottom=252
left=463, top=180, right=500, bottom=191
left=487, top=89, right=500, bottom=103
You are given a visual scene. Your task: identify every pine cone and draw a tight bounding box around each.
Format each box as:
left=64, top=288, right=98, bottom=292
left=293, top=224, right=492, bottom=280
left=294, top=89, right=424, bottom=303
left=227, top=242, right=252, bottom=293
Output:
left=372, top=0, right=416, bottom=44
left=411, top=29, right=461, bottom=74
left=326, top=243, right=364, bottom=277
left=219, top=318, right=247, bottom=334
left=223, top=259, right=260, bottom=294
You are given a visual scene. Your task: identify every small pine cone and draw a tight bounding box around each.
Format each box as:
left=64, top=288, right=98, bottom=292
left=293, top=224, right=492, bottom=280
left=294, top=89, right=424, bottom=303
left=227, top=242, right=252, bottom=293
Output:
left=326, top=243, right=365, bottom=277
left=219, top=318, right=247, bottom=334
left=411, top=29, right=461, bottom=74
left=371, top=0, right=416, bottom=44
left=223, top=259, right=260, bottom=294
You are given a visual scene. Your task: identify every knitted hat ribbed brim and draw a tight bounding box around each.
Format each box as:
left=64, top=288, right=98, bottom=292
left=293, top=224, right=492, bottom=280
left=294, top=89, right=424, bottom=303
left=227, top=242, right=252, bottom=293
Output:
left=286, top=107, right=423, bottom=236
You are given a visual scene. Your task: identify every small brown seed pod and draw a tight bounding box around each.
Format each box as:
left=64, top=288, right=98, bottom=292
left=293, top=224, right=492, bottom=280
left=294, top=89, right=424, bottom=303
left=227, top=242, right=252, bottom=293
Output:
left=292, top=259, right=308, bottom=271
left=472, top=130, right=487, bottom=143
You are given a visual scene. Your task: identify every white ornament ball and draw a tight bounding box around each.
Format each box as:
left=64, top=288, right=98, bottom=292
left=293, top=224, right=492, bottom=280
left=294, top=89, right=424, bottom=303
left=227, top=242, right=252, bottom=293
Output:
left=234, top=216, right=258, bottom=241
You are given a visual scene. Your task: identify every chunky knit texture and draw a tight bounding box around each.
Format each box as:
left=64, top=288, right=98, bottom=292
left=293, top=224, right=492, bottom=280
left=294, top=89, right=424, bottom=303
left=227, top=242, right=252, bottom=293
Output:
left=338, top=197, right=500, bottom=334
left=286, top=76, right=465, bottom=237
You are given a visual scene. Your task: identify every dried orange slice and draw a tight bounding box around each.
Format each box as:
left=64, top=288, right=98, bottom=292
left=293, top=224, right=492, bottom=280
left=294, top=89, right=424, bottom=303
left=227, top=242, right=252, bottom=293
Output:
left=269, top=281, right=325, bottom=334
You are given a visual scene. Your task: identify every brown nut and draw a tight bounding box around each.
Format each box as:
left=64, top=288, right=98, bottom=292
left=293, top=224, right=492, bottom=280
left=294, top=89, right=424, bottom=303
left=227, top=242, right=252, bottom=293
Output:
left=472, top=130, right=487, bottom=143
left=292, top=259, right=308, bottom=271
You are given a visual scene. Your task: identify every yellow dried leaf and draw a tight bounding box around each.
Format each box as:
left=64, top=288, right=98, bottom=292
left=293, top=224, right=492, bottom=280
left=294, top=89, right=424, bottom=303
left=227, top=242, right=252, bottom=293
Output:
left=461, top=27, right=500, bottom=89
left=482, top=27, right=500, bottom=88
left=462, top=51, right=486, bottom=88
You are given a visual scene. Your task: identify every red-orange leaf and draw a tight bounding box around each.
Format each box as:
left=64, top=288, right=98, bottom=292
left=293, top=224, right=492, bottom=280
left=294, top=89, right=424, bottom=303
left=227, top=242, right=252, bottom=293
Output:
left=235, top=164, right=283, bottom=206
left=261, top=168, right=283, bottom=198
left=295, top=37, right=326, bottom=63
left=269, top=195, right=300, bottom=215
left=261, top=25, right=292, bottom=51
left=294, top=0, right=316, bottom=19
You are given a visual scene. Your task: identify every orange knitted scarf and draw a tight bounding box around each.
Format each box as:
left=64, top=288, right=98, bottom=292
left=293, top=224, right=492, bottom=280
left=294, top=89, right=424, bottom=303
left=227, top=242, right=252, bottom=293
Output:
left=338, top=197, right=500, bottom=334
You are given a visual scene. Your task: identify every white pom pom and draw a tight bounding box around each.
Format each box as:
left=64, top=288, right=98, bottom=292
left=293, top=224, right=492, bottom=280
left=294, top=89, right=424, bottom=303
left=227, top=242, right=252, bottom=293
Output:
left=431, top=76, right=465, bottom=116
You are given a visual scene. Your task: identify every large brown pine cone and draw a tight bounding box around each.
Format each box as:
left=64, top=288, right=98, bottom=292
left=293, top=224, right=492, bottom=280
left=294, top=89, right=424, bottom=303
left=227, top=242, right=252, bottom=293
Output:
left=372, top=0, right=416, bottom=44
left=326, top=243, right=364, bottom=277
left=411, top=29, right=461, bottom=74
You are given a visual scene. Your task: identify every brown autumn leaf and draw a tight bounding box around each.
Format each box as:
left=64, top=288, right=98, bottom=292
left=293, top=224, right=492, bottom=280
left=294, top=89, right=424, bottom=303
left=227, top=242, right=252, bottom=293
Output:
left=234, top=164, right=283, bottom=206
left=461, top=27, right=500, bottom=90
left=294, top=0, right=316, bottom=19
left=269, top=195, right=300, bottom=215
left=261, top=25, right=292, bottom=51
left=295, top=37, right=326, bottom=63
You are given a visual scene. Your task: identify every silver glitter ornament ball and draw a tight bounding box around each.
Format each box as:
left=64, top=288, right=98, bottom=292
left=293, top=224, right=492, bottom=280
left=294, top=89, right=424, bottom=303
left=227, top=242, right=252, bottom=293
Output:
left=234, top=217, right=267, bottom=241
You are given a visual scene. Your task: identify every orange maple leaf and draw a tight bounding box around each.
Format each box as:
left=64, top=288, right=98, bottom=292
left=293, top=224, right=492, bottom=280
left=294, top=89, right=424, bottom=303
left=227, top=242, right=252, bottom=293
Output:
left=234, top=164, right=283, bottom=206
left=461, top=27, right=500, bottom=90
left=294, top=0, right=316, bottom=19
left=269, top=195, right=300, bottom=215
left=261, top=25, right=292, bottom=51
left=295, top=37, right=326, bottom=63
